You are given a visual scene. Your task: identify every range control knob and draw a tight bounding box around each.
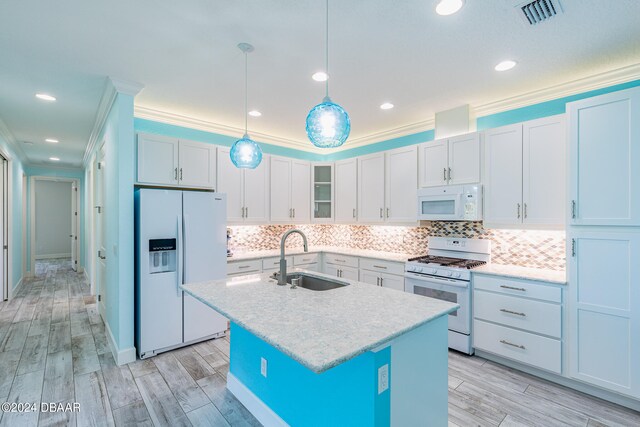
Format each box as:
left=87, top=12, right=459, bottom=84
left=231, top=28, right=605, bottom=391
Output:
left=416, top=267, right=424, bottom=273
left=407, top=265, right=416, bottom=272
left=453, top=272, right=462, bottom=279
left=446, top=271, right=453, bottom=277
left=431, top=268, right=438, bottom=274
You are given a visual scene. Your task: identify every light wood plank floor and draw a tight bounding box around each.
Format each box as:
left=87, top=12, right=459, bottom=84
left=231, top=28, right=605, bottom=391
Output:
left=0, top=259, right=638, bottom=427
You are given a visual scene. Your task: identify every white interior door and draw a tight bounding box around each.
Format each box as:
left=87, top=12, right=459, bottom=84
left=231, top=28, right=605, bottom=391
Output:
left=357, top=153, right=385, bottom=223
left=70, top=182, right=78, bottom=271
left=96, top=147, right=107, bottom=318
left=419, top=139, right=448, bottom=187
left=334, top=158, right=357, bottom=223
left=385, top=146, right=418, bottom=223
left=1, top=157, right=6, bottom=301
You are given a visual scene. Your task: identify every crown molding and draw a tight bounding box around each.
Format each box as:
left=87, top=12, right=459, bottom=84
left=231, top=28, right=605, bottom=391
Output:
left=133, top=63, right=640, bottom=155
left=133, top=105, right=325, bottom=154
left=0, top=116, right=28, bottom=163
left=474, top=63, right=640, bottom=118
left=109, top=77, right=145, bottom=97
left=25, top=162, right=84, bottom=171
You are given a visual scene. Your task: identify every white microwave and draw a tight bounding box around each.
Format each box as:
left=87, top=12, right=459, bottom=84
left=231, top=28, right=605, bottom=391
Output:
left=417, top=185, right=482, bottom=221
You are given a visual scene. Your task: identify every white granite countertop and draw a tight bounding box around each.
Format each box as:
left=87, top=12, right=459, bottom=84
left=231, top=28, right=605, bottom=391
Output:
left=473, top=264, right=566, bottom=285
left=181, top=270, right=458, bottom=373
left=227, top=246, right=417, bottom=263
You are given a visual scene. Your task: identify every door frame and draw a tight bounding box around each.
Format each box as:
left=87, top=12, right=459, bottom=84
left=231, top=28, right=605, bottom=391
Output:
left=0, top=147, right=12, bottom=301
left=29, top=176, right=81, bottom=272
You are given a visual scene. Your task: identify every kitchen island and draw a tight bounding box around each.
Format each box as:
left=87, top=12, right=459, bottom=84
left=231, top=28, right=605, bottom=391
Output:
left=181, top=270, right=458, bottom=427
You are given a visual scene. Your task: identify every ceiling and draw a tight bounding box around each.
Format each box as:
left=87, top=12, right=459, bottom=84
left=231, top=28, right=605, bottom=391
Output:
left=1, top=0, right=640, bottom=167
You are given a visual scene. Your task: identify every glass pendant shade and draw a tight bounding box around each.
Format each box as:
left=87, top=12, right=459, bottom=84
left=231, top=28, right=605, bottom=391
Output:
left=230, top=134, right=263, bottom=169
left=306, top=97, right=350, bottom=148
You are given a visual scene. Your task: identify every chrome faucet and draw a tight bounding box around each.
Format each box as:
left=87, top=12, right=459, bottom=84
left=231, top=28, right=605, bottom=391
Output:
left=278, top=229, right=308, bottom=286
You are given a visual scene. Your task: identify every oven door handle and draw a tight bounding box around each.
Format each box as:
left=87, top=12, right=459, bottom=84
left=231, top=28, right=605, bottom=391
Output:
left=404, top=272, right=469, bottom=288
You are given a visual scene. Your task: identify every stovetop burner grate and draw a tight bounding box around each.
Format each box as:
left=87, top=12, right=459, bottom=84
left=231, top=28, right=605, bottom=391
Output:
left=407, top=255, right=487, bottom=269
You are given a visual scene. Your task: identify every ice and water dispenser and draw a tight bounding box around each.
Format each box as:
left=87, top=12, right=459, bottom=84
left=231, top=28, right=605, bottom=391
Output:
left=148, top=238, right=177, bottom=274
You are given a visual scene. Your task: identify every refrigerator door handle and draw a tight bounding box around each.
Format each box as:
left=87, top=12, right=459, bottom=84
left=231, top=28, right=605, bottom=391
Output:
left=177, top=215, right=184, bottom=297
left=183, top=214, right=189, bottom=285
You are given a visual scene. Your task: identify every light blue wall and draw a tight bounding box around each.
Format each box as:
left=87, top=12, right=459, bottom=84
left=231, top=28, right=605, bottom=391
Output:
left=24, top=166, right=85, bottom=273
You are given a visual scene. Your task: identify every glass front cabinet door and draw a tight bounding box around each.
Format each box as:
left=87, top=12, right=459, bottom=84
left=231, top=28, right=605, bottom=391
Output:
left=312, top=164, right=334, bottom=223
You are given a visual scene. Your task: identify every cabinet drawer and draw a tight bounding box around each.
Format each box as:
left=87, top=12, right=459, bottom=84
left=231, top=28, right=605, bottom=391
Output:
left=294, top=253, right=320, bottom=266
left=473, top=274, right=561, bottom=303
left=227, top=259, right=262, bottom=275
left=359, top=258, right=405, bottom=276
left=324, top=253, right=358, bottom=268
left=474, top=291, right=561, bottom=338
left=474, top=319, right=561, bottom=374
left=262, top=256, right=293, bottom=270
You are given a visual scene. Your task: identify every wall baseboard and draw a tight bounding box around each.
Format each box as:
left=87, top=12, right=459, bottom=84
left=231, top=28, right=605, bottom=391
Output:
left=104, top=317, right=137, bottom=366
left=35, top=253, right=72, bottom=260
left=10, top=277, right=24, bottom=299
left=227, top=372, right=289, bottom=427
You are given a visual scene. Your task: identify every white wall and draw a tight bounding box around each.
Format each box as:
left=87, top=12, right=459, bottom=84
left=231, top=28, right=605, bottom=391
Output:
left=35, top=180, right=71, bottom=258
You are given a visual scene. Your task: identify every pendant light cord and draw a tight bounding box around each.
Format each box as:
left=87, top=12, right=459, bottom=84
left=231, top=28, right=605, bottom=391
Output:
left=325, top=0, right=329, bottom=99
left=244, top=51, right=248, bottom=134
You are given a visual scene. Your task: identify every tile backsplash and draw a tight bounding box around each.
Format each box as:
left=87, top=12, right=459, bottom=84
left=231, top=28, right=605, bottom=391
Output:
left=229, top=222, right=566, bottom=271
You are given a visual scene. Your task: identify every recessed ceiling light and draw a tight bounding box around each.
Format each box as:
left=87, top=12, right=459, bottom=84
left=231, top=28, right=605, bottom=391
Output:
left=45, top=138, right=59, bottom=143
left=248, top=110, right=262, bottom=117
left=312, top=72, right=329, bottom=82
left=436, top=0, right=464, bottom=16
left=49, top=157, right=60, bottom=161
left=495, top=60, right=517, bottom=71
left=36, top=93, right=56, bottom=101
left=380, top=102, right=394, bottom=110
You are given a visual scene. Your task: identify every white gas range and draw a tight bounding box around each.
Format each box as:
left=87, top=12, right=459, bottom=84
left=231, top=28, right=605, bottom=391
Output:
left=405, top=237, right=491, bottom=354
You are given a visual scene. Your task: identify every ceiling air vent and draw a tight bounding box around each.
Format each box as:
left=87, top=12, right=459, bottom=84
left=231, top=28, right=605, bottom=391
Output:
left=519, top=0, right=563, bottom=25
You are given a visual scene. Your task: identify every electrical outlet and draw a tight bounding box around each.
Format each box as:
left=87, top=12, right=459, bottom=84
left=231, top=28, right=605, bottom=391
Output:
left=261, top=357, right=267, bottom=377
left=378, top=364, right=389, bottom=394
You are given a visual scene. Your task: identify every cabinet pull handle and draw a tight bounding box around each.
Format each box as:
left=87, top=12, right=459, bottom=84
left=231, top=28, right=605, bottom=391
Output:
left=245, top=207, right=248, bottom=218
left=238, top=265, right=250, bottom=269
left=500, top=285, right=526, bottom=292
left=517, top=203, right=521, bottom=219
left=500, top=309, right=526, bottom=317
left=373, top=265, right=387, bottom=269
left=376, top=277, right=380, bottom=286
left=337, top=269, right=342, bottom=277
left=571, top=238, right=576, bottom=257
left=523, top=203, right=528, bottom=219
left=379, top=277, right=383, bottom=287
left=335, top=259, right=346, bottom=263
left=379, top=208, right=383, bottom=218
left=241, top=207, right=245, bottom=218
left=353, top=208, right=356, bottom=218
left=386, top=208, right=390, bottom=218
left=443, top=168, right=447, bottom=182
left=289, top=208, right=292, bottom=218
left=500, top=340, right=526, bottom=350
left=174, top=168, right=178, bottom=180
left=448, top=167, right=452, bottom=181
left=293, top=208, right=296, bottom=218
left=571, top=200, right=576, bottom=219
left=180, top=168, right=183, bottom=180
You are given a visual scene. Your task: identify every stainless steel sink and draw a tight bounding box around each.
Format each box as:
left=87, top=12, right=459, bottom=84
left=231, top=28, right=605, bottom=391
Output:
left=271, top=272, right=349, bottom=291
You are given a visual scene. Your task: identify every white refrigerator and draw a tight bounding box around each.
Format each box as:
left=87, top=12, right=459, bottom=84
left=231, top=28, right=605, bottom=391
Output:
left=135, top=188, right=228, bottom=358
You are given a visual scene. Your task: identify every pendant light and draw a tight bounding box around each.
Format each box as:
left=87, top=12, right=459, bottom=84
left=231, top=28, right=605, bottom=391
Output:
left=305, top=0, right=350, bottom=148
left=230, top=43, right=263, bottom=169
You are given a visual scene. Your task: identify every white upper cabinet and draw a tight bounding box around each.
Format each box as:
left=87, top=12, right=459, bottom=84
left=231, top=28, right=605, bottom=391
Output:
left=312, top=164, right=334, bottom=223
left=358, top=153, right=386, bottom=223
left=136, top=133, right=216, bottom=189
left=217, top=147, right=270, bottom=224
left=357, top=148, right=418, bottom=224
left=484, top=116, right=565, bottom=229
left=291, top=160, right=311, bottom=223
left=386, top=146, right=418, bottom=223
left=568, top=87, right=640, bottom=226
left=419, top=139, right=448, bottom=187
left=418, top=132, right=481, bottom=188
left=137, top=133, right=179, bottom=186
left=523, top=116, right=566, bottom=226
left=270, top=157, right=310, bottom=223
left=448, top=133, right=481, bottom=185
left=484, top=124, right=523, bottom=226
left=178, top=139, right=216, bottom=189
left=335, top=158, right=358, bottom=223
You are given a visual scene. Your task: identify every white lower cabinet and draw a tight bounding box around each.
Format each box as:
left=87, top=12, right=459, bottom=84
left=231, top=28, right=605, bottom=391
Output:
left=359, top=258, right=405, bottom=291
left=568, top=230, right=640, bottom=398
left=324, top=263, right=359, bottom=280
left=473, top=274, right=563, bottom=375
left=227, top=259, right=262, bottom=277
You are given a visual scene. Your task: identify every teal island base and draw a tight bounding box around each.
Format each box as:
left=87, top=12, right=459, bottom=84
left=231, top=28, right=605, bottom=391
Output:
left=227, top=316, right=449, bottom=427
